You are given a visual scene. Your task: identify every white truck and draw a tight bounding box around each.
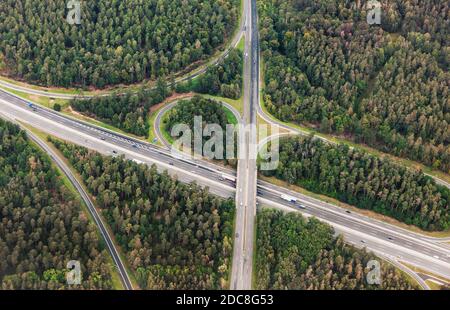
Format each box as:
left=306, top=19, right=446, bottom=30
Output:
left=220, top=174, right=236, bottom=182
left=281, top=194, right=297, bottom=203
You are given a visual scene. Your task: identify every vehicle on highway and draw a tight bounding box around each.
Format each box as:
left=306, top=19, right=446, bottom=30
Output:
left=298, top=204, right=306, bottom=209
left=222, top=174, right=236, bottom=182
left=388, top=237, right=394, bottom=240
left=346, top=210, right=351, bottom=214
left=100, top=137, right=106, bottom=141
left=169, top=162, right=174, bottom=165
left=281, top=194, right=297, bottom=203
left=361, top=240, right=366, bottom=244
left=132, top=144, right=137, bottom=148
left=218, top=176, right=225, bottom=181
left=28, top=102, right=37, bottom=111
left=112, top=150, right=117, bottom=154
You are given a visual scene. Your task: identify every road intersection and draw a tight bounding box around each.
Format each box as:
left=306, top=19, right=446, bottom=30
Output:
left=0, top=0, right=449, bottom=288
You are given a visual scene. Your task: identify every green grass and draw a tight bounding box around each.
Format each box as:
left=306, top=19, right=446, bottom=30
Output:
left=202, top=94, right=243, bottom=116
left=237, top=35, right=245, bottom=52
left=0, top=84, right=70, bottom=109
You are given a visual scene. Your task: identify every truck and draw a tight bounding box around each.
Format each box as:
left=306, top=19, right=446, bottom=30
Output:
left=28, top=102, right=36, bottom=111
left=221, top=174, right=236, bottom=182
left=281, top=194, right=297, bottom=203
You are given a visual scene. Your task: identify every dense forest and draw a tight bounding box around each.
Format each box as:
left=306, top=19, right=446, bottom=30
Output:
left=260, top=136, right=450, bottom=231
left=164, top=96, right=237, bottom=165
left=176, top=49, right=244, bottom=99
left=49, top=138, right=235, bottom=289
left=256, top=209, right=418, bottom=289
left=0, top=0, right=240, bottom=87
left=71, top=79, right=169, bottom=137
left=0, top=119, right=113, bottom=289
left=259, top=0, right=449, bottom=172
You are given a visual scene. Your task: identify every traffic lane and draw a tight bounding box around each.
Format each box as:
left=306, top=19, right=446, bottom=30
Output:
left=260, top=197, right=450, bottom=279
left=0, top=92, right=237, bottom=183
left=258, top=189, right=450, bottom=264
left=1, top=90, right=448, bottom=274
left=2, top=94, right=448, bottom=259
left=258, top=179, right=450, bottom=254
left=0, top=98, right=237, bottom=196
left=0, top=89, right=238, bottom=177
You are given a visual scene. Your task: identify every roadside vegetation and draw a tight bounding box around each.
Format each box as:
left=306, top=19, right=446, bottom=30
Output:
left=0, top=0, right=240, bottom=88
left=163, top=96, right=238, bottom=166
left=0, top=119, right=114, bottom=289
left=258, top=0, right=449, bottom=173
left=49, top=139, right=235, bottom=289
left=260, top=136, right=449, bottom=231
left=255, top=209, right=419, bottom=289
left=176, top=49, right=244, bottom=99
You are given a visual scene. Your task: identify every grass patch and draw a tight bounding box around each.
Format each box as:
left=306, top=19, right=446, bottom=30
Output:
left=401, top=262, right=450, bottom=284
left=202, top=94, right=243, bottom=116
left=426, top=280, right=443, bottom=290
left=237, top=35, right=245, bottom=53
left=0, top=84, right=70, bottom=109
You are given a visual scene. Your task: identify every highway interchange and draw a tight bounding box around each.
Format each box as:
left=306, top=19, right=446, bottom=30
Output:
left=0, top=0, right=449, bottom=289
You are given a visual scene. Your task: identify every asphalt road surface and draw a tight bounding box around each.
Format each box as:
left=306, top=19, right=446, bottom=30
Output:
left=1, top=87, right=449, bottom=281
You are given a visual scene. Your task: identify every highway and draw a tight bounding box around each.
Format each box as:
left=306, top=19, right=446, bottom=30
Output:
left=230, top=0, right=258, bottom=290
left=1, top=87, right=450, bottom=281
left=0, top=114, right=134, bottom=290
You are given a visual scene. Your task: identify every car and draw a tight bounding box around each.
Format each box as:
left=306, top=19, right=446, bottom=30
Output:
left=169, top=162, right=174, bottom=166
left=132, top=144, right=137, bottom=148
left=433, top=255, right=440, bottom=259
left=100, top=137, right=106, bottom=141
left=346, top=210, right=351, bottom=214
left=240, top=202, right=243, bottom=206
left=218, top=176, right=225, bottom=181
left=298, top=204, right=306, bottom=209
left=112, top=150, right=117, bottom=154
left=361, top=240, right=366, bottom=244
left=387, top=237, right=394, bottom=240
left=235, top=233, right=239, bottom=238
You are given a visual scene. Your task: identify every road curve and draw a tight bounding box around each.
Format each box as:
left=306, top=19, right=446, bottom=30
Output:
left=15, top=122, right=134, bottom=290
left=0, top=4, right=246, bottom=100
left=384, top=258, right=430, bottom=290
left=154, top=97, right=243, bottom=150
left=1, top=87, right=449, bottom=280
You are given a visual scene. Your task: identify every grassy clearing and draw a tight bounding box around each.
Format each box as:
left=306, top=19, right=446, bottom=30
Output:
left=0, top=84, right=70, bottom=109
left=426, top=280, right=443, bottom=290
left=259, top=174, right=450, bottom=238
left=237, top=35, right=245, bottom=52
left=202, top=94, right=243, bottom=116
left=401, top=262, right=450, bottom=284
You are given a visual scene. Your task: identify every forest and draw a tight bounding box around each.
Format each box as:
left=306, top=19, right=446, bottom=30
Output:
left=164, top=96, right=238, bottom=166
left=49, top=138, right=235, bottom=289
left=260, top=136, right=450, bottom=231
left=259, top=0, right=449, bottom=172
left=256, top=209, right=418, bottom=289
left=176, top=49, right=244, bottom=99
left=0, top=0, right=240, bottom=87
left=70, top=78, right=169, bottom=137
left=0, top=119, right=113, bottom=289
